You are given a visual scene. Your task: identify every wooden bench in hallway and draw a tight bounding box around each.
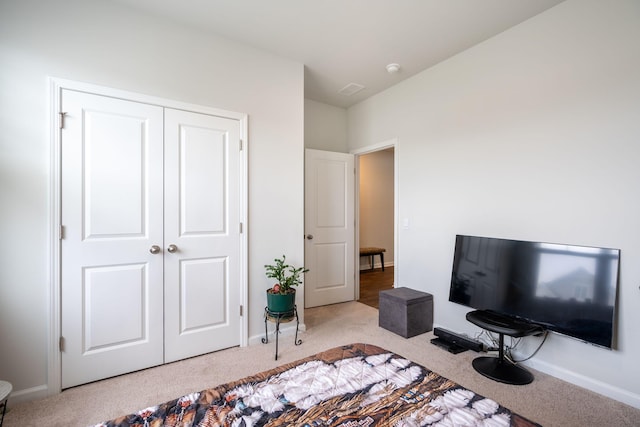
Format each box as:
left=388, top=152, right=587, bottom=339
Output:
left=360, top=247, right=386, bottom=271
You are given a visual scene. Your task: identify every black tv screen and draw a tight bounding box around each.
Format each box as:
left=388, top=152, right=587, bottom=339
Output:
left=449, top=235, right=620, bottom=348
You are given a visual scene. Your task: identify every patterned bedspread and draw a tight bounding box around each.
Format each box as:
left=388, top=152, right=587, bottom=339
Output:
left=93, top=343, right=540, bottom=427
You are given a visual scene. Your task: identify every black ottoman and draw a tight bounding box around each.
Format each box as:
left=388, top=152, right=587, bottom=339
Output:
left=379, top=287, right=433, bottom=338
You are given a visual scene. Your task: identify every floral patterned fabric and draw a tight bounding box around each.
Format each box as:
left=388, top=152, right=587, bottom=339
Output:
left=92, top=343, right=541, bottom=427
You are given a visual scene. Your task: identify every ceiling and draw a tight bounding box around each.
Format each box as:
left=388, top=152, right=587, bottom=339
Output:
left=110, top=0, right=565, bottom=108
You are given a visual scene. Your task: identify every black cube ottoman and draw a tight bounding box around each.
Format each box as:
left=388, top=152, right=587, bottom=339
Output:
left=379, top=287, right=433, bottom=338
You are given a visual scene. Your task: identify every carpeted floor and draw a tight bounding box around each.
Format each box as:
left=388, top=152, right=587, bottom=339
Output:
left=4, top=301, right=640, bottom=426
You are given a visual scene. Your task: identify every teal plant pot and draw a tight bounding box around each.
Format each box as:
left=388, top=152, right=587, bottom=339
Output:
left=266, top=289, right=296, bottom=313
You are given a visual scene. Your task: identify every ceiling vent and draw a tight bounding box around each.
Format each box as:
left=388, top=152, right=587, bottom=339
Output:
left=338, top=83, right=365, bottom=96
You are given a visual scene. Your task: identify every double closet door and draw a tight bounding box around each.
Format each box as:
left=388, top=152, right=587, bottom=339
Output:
left=60, top=89, right=242, bottom=388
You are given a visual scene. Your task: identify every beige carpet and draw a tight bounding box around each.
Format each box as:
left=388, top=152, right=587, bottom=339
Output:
left=4, top=301, right=639, bottom=426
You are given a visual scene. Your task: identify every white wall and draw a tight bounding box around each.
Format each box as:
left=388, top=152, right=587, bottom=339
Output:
left=0, top=0, right=304, bottom=401
left=359, top=149, right=395, bottom=269
left=304, top=99, right=348, bottom=152
left=348, top=0, right=640, bottom=407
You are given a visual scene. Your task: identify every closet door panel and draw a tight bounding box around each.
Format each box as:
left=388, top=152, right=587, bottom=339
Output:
left=163, top=109, right=242, bottom=362
left=60, top=89, right=164, bottom=388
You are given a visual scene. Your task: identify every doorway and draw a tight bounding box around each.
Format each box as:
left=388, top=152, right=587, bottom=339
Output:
left=355, top=142, right=397, bottom=308
left=302, top=141, right=397, bottom=309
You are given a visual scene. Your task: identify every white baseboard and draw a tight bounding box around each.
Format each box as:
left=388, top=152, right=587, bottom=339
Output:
left=522, top=358, right=640, bottom=409
left=248, top=322, right=306, bottom=347
left=6, top=384, right=49, bottom=406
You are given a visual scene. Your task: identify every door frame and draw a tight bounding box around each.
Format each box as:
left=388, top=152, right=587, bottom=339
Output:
left=351, top=138, right=399, bottom=298
left=48, top=77, right=248, bottom=395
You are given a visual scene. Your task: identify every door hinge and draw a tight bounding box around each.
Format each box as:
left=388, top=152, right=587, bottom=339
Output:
left=240, top=305, right=243, bottom=316
left=239, top=139, right=243, bottom=151
left=59, top=336, right=65, bottom=352
left=59, top=225, right=65, bottom=240
left=59, top=112, right=67, bottom=129
left=239, top=222, right=243, bottom=233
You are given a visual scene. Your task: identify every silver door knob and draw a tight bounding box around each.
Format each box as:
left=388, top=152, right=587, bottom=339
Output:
left=149, top=245, right=161, bottom=254
left=306, top=234, right=314, bottom=240
left=167, top=244, right=178, bottom=253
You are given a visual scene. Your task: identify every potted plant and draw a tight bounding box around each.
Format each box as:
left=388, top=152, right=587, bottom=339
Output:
left=265, top=255, right=308, bottom=313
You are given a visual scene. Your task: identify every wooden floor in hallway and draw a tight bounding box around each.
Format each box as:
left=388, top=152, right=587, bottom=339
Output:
left=358, top=266, right=394, bottom=308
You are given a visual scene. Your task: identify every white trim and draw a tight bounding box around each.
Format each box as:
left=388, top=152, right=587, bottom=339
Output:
left=350, top=139, right=396, bottom=156
left=238, top=115, right=249, bottom=347
left=50, top=77, right=246, bottom=120
left=48, top=77, right=249, bottom=394
left=393, top=139, right=399, bottom=288
left=247, top=323, right=306, bottom=347
left=47, top=78, right=61, bottom=394
left=354, top=161, right=360, bottom=298
left=48, top=78, right=62, bottom=396
left=6, top=384, right=50, bottom=405
left=522, top=358, right=640, bottom=409
left=352, top=138, right=399, bottom=292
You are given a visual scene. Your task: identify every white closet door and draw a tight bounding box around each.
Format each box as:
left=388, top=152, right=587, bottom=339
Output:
left=60, top=90, right=164, bottom=388
left=163, top=109, right=242, bottom=362
left=60, top=89, right=244, bottom=388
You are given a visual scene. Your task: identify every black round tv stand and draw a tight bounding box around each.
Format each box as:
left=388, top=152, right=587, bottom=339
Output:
left=466, top=310, right=544, bottom=385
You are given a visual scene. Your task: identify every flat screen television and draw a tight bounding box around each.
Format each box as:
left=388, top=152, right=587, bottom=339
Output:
left=449, top=235, right=620, bottom=348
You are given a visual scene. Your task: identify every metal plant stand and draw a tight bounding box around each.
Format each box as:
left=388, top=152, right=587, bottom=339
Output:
left=262, top=305, right=301, bottom=360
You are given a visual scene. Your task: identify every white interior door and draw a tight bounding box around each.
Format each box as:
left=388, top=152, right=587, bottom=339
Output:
left=163, top=109, right=241, bottom=362
left=60, top=90, right=164, bottom=388
left=304, top=149, right=355, bottom=308
left=60, top=88, right=244, bottom=387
